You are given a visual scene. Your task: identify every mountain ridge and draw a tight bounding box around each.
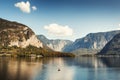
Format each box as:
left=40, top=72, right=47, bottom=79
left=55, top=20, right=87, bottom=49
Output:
left=63, top=30, right=120, bottom=53
left=37, top=35, right=73, bottom=51
left=0, top=18, right=75, bottom=57
left=0, top=18, right=43, bottom=48
left=99, top=33, right=120, bottom=55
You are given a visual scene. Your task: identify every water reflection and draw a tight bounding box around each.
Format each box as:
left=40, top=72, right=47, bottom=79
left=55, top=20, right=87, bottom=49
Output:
left=33, top=58, right=75, bottom=80
left=100, top=57, right=120, bottom=67
left=0, top=57, right=43, bottom=80
left=0, top=57, right=120, bottom=80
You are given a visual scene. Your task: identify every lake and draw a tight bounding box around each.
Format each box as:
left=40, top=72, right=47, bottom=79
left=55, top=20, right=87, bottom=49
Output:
left=0, top=57, right=120, bottom=80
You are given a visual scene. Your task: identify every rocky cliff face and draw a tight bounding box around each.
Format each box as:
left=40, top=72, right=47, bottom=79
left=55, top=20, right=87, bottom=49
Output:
left=63, top=30, right=120, bottom=52
left=0, top=18, right=43, bottom=48
left=37, top=35, right=73, bottom=51
left=99, top=33, right=120, bottom=54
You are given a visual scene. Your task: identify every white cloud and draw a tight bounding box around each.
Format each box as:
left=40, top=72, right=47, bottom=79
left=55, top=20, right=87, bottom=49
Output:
left=32, top=6, right=37, bottom=11
left=15, top=1, right=37, bottom=13
left=44, top=23, right=73, bottom=36
left=15, top=1, right=30, bottom=13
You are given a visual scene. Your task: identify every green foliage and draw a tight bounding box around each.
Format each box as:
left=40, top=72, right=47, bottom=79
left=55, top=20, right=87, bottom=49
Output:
left=0, top=45, right=75, bottom=57
left=17, top=45, right=75, bottom=57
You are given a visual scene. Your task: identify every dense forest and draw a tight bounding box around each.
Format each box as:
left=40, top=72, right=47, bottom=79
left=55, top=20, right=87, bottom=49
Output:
left=0, top=45, right=75, bottom=57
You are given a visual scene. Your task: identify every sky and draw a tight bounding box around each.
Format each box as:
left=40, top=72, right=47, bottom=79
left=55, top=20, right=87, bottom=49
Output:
left=1, top=0, right=120, bottom=41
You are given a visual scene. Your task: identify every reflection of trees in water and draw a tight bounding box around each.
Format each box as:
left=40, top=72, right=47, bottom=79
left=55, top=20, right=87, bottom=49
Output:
left=0, top=57, right=43, bottom=80
left=0, top=57, right=9, bottom=80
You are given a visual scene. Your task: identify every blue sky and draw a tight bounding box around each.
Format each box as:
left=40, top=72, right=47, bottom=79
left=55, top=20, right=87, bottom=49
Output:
left=1, top=0, right=120, bottom=41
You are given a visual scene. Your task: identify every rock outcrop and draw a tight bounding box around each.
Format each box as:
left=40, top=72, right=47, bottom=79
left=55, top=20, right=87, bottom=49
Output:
left=0, top=18, right=43, bottom=48
left=99, top=33, right=120, bottom=54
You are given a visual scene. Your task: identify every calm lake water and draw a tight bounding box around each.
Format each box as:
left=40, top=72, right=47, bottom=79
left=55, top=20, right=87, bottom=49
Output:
left=0, top=57, right=120, bottom=80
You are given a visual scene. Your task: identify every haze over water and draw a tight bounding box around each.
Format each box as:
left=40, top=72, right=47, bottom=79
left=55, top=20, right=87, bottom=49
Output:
left=0, top=57, right=120, bottom=80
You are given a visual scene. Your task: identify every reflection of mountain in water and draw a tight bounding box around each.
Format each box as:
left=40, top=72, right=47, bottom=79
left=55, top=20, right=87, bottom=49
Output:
left=64, top=57, right=120, bottom=80
left=0, top=57, right=120, bottom=80
left=33, top=58, right=75, bottom=80
left=63, top=57, right=107, bottom=68
left=64, top=57, right=120, bottom=68
left=100, top=57, right=120, bottom=67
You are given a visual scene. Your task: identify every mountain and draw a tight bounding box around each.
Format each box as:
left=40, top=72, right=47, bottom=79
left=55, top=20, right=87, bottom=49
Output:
left=63, top=30, right=120, bottom=53
left=37, top=35, right=73, bottom=51
left=0, top=18, right=74, bottom=57
left=99, top=33, right=120, bottom=55
left=0, top=18, right=43, bottom=48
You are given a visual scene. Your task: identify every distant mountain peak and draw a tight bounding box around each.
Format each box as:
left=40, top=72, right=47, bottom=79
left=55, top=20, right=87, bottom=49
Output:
left=37, top=35, right=73, bottom=51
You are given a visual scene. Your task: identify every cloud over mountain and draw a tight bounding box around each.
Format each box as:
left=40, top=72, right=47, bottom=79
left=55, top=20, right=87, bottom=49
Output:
left=44, top=23, right=73, bottom=36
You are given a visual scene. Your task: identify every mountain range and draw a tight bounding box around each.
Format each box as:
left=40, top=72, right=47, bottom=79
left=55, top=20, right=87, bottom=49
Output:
left=1, top=18, right=120, bottom=56
left=63, top=30, right=120, bottom=55
left=37, top=35, right=73, bottom=51
left=0, top=18, right=74, bottom=57
left=37, top=30, right=120, bottom=55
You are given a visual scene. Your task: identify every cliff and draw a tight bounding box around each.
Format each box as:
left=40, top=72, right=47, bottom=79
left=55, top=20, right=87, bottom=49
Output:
left=99, top=33, right=120, bottom=55
left=37, top=35, right=73, bottom=51
left=0, top=18, right=43, bottom=48
left=63, top=30, right=120, bottom=53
